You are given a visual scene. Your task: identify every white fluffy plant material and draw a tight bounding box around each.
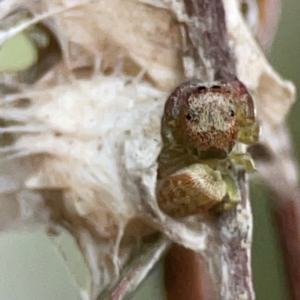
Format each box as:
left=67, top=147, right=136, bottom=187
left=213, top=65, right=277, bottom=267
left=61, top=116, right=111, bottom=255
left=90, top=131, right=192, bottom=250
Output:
left=0, top=1, right=186, bottom=298
left=1, top=75, right=167, bottom=294
left=2, top=75, right=164, bottom=225
left=0, top=0, right=296, bottom=299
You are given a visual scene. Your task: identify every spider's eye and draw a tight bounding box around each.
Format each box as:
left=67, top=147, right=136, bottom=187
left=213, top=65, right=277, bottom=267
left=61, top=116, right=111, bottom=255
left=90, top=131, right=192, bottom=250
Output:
left=229, top=109, right=235, bottom=117
left=186, top=114, right=192, bottom=120
left=197, top=86, right=206, bottom=92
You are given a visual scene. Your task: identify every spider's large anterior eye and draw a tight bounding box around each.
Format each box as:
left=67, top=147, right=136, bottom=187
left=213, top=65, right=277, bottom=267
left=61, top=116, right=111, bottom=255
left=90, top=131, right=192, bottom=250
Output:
left=186, top=113, right=192, bottom=120
left=229, top=109, right=235, bottom=117
left=197, top=86, right=206, bottom=92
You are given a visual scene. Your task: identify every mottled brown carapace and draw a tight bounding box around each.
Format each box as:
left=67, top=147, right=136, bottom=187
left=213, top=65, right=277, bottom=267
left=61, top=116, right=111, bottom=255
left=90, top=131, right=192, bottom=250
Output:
left=157, top=80, right=258, bottom=218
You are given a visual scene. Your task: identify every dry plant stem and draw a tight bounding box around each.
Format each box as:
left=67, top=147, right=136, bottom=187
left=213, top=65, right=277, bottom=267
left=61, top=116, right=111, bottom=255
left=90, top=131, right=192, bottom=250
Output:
left=216, top=170, right=254, bottom=299
left=164, top=244, right=216, bottom=300
left=272, top=190, right=300, bottom=300
left=183, top=0, right=235, bottom=81
left=99, top=236, right=171, bottom=300
left=163, top=0, right=255, bottom=299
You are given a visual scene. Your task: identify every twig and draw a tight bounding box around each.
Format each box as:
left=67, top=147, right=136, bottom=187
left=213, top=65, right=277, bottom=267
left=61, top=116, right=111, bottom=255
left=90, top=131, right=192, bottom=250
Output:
left=162, top=0, right=255, bottom=299
left=183, top=0, right=235, bottom=81
left=272, top=191, right=300, bottom=300
left=98, top=236, right=171, bottom=300
left=164, top=244, right=216, bottom=300
left=216, top=170, right=254, bottom=299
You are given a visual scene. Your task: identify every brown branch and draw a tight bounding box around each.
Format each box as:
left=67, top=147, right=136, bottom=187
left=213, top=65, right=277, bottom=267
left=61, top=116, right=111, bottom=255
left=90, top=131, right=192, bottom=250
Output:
left=164, top=244, right=216, bottom=300
left=217, top=170, right=254, bottom=298
left=183, top=0, right=236, bottom=81
left=163, top=0, right=255, bottom=299
left=272, top=191, right=300, bottom=300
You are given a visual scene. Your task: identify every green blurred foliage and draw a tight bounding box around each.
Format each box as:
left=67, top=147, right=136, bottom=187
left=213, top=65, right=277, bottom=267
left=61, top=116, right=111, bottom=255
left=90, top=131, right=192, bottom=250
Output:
left=0, top=33, right=36, bottom=71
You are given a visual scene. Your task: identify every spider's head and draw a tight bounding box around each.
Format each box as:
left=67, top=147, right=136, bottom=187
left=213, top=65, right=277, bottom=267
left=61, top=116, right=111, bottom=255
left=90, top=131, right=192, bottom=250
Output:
left=162, top=80, right=258, bottom=159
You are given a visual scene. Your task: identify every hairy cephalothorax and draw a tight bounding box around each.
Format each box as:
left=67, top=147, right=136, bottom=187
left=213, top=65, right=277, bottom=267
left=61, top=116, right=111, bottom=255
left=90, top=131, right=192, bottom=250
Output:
left=157, top=79, right=259, bottom=218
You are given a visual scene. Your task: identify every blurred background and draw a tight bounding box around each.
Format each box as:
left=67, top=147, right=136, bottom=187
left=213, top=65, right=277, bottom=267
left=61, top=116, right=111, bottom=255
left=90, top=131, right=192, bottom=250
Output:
left=252, top=0, right=300, bottom=299
left=0, top=0, right=299, bottom=299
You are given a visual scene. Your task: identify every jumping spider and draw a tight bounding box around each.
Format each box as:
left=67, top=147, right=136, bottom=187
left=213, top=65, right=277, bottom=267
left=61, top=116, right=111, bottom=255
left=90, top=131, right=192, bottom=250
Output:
left=157, top=79, right=259, bottom=218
